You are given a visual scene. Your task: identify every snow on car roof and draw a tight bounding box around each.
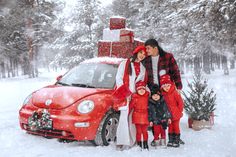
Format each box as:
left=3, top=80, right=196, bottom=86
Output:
left=82, top=57, right=125, bottom=65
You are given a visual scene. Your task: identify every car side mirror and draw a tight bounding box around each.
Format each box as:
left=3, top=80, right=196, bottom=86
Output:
left=56, top=75, right=63, bottom=81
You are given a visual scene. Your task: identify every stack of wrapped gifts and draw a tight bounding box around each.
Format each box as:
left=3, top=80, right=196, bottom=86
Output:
left=98, top=16, right=144, bottom=58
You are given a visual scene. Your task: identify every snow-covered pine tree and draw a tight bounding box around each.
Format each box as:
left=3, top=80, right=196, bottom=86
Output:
left=110, top=0, right=235, bottom=74
left=111, top=0, right=131, bottom=21
left=183, top=71, right=216, bottom=121
left=51, top=0, right=104, bottom=69
left=0, top=0, right=58, bottom=78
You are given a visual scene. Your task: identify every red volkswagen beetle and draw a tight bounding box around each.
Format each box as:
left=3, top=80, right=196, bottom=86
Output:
left=19, top=57, right=124, bottom=146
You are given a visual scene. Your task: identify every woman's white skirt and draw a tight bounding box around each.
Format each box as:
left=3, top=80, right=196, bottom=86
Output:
left=116, top=109, right=136, bottom=146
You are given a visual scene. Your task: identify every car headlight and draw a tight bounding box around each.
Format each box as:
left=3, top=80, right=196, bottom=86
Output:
left=77, top=100, right=94, bottom=114
left=23, top=94, right=33, bottom=106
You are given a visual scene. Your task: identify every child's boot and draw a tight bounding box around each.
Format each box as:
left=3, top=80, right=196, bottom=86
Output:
left=137, top=141, right=142, bottom=148
left=172, top=134, right=180, bottom=147
left=160, top=139, right=166, bottom=146
left=143, top=141, right=149, bottom=150
left=179, top=135, right=185, bottom=145
left=167, top=133, right=174, bottom=147
left=151, top=139, right=160, bottom=147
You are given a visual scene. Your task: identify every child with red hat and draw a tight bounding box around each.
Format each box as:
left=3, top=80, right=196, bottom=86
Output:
left=129, top=81, right=149, bottom=150
left=159, top=70, right=185, bottom=147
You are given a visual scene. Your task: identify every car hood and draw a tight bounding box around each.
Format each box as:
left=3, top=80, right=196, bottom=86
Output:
left=32, top=85, right=108, bottom=109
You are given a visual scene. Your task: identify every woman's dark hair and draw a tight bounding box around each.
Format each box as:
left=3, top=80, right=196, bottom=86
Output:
left=127, top=53, right=145, bottom=76
left=144, top=38, right=166, bottom=57
left=128, top=53, right=137, bottom=76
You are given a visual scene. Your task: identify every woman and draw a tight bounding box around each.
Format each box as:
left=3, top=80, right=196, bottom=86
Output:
left=114, top=45, right=147, bottom=150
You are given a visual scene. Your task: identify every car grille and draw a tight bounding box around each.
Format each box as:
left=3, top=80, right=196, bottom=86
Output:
left=22, top=123, right=75, bottom=140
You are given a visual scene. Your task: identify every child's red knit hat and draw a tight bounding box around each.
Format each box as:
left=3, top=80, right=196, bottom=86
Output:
left=159, top=70, right=173, bottom=87
left=135, top=81, right=146, bottom=90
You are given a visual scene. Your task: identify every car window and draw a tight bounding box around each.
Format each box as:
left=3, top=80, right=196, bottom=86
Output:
left=58, top=63, right=118, bottom=89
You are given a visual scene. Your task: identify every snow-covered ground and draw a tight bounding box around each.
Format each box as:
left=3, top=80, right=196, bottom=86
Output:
left=0, top=69, right=235, bottom=157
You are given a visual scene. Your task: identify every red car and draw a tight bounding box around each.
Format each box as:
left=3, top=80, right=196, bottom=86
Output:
left=19, top=57, right=124, bottom=146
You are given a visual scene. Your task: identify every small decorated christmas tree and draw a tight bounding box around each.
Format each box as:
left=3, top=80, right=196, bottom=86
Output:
left=183, top=72, right=216, bottom=122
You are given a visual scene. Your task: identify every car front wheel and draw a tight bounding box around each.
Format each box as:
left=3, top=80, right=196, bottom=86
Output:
left=93, top=111, right=119, bottom=146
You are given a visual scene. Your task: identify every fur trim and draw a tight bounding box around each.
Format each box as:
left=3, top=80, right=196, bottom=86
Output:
left=159, top=69, right=166, bottom=76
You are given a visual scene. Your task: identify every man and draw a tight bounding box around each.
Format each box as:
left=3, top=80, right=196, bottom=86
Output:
left=144, top=39, right=182, bottom=91
left=144, top=39, right=185, bottom=146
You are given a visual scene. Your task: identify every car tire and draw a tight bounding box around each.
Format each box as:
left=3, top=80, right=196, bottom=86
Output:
left=93, top=111, right=119, bottom=146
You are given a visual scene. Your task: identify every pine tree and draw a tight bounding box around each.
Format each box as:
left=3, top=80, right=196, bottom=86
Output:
left=0, top=0, right=58, bottom=78
left=183, top=72, right=216, bottom=121
left=50, top=0, right=104, bottom=69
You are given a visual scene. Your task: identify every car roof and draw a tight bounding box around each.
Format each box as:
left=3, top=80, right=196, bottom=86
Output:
left=81, top=57, right=125, bottom=65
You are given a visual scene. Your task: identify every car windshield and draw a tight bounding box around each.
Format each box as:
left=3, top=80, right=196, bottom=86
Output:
left=57, top=63, right=118, bottom=89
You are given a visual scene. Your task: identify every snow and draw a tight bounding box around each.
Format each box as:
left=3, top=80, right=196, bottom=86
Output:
left=0, top=69, right=236, bottom=157
left=82, top=57, right=124, bottom=64
left=111, top=16, right=126, bottom=19
left=134, top=38, right=144, bottom=42
left=63, top=0, right=113, bottom=7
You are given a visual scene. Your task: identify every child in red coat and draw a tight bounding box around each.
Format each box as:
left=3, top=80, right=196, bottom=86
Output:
left=130, top=81, right=149, bottom=150
left=159, top=70, right=184, bottom=147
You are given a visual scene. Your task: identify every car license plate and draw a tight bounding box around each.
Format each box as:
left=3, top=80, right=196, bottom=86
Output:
left=28, top=109, right=53, bottom=130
